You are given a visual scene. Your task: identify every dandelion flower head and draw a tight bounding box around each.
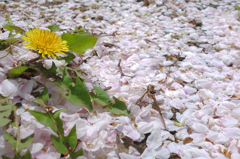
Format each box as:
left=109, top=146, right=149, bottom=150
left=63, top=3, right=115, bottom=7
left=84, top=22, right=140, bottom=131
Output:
left=21, top=28, right=68, bottom=58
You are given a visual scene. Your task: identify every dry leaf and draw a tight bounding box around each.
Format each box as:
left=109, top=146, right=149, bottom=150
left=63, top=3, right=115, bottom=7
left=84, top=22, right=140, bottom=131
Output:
left=183, top=137, right=193, bottom=144
left=116, top=132, right=150, bottom=154
left=205, top=138, right=214, bottom=145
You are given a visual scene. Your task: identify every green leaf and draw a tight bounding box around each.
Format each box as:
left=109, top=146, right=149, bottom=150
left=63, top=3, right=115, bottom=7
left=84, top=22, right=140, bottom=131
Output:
left=73, top=27, right=85, bottom=33
left=61, top=66, right=85, bottom=81
left=0, top=109, right=12, bottom=118
left=4, top=132, right=34, bottom=153
left=29, top=110, right=57, bottom=132
left=0, top=41, right=10, bottom=50
left=57, top=52, right=75, bottom=63
left=2, top=156, right=12, bottom=159
left=21, top=150, right=31, bottom=159
left=29, top=109, right=67, bottom=134
left=61, top=32, right=97, bottom=54
left=52, top=109, right=67, bottom=135
left=173, top=121, right=185, bottom=127
left=70, top=148, right=83, bottom=159
left=0, top=118, right=11, bottom=127
left=0, top=103, right=15, bottom=111
left=47, top=25, right=59, bottom=32
left=0, top=103, right=15, bottom=126
left=108, top=97, right=131, bottom=116
left=7, top=66, right=28, bottom=78
left=235, top=4, right=240, bottom=11
left=92, top=86, right=110, bottom=105
left=5, top=17, right=13, bottom=25
left=3, top=25, right=25, bottom=35
left=6, top=38, right=18, bottom=44
left=38, top=86, right=49, bottom=101
left=0, top=93, right=12, bottom=103
left=64, top=125, right=77, bottom=153
left=30, top=62, right=92, bottom=111
left=62, top=75, right=93, bottom=112
left=50, top=135, right=68, bottom=154
left=34, top=86, right=49, bottom=104
left=4, top=132, right=17, bottom=150
left=18, top=134, right=34, bottom=153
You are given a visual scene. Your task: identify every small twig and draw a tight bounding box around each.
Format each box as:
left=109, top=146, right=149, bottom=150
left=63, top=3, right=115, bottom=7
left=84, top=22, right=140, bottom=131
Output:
left=103, top=86, right=112, bottom=91
left=147, top=85, right=166, bottom=129
left=144, top=39, right=161, bottom=50
left=100, top=51, right=116, bottom=59
left=135, top=89, right=148, bottom=105
left=136, top=85, right=166, bottom=129
left=0, top=51, right=10, bottom=59
left=14, top=105, right=20, bottom=152
left=118, top=58, right=134, bottom=78
left=103, top=42, right=120, bottom=48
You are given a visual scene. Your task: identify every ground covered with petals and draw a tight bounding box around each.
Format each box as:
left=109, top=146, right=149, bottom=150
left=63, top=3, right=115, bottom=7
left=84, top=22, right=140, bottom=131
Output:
left=1, top=0, right=240, bottom=159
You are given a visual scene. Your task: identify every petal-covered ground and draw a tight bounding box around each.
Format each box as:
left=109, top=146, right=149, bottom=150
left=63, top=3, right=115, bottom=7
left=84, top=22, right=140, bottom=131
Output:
left=1, top=0, right=240, bottom=158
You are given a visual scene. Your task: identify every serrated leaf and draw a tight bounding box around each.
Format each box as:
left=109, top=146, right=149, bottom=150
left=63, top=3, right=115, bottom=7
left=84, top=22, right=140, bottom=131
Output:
left=4, top=132, right=34, bottom=153
left=64, top=125, right=77, bottom=153
left=74, top=70, right=85, bottom=81
left=29, top=110, right=57, bottom=132
left=18, top=134, right=34, bottom=153
left=62, top=75, right=92, bottom=112
left=7, top=66, right=28, bottom=78
left=4, top=132, right=17, bottom=150
left=0, top=103, right=15, bottom=126
left=0, top=109, right=12, bottom=118
left=34, top=86, right=49, bottom=104
left=0, top=103, right=15, bottom=111
left=108, top=97, right=131, bottom=116
left=29, top=109, right=67, bottom=134
left=62, top=67, right=73, bottom=88
left=61, top=32, right=97, bottom=54
left=50, top=135, right=68, bottom=154
left=30, top=62, right=92, bottom=111
left=52, top=109, right=67, bottom=135
left=70, top=148, right=83, bottom=159
left=173, top=121, right=185, bottom=127
left=0, top=118, right=11, bottom=127
left=3, top=25, right=25, bottom=35
left=61, top=66, right=84, bottom=81
left=92, top=86, right=110, bottom=105
left=47, top=25, right=59, bottom=32
left=21, top=150, right=31, bottom=159
left=57, top=52, right=75, bottom=63
left=0, top=93, right=12, bottom=103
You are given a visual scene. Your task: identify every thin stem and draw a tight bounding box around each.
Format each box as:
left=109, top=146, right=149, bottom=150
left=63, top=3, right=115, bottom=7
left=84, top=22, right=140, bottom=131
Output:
left=27, top=56, right=40, bottom=63
left=39, top=99, right=64, bottom=139
left=118, top=58, right=134, bottom=78
left=14, top=105, right=20, bottom=153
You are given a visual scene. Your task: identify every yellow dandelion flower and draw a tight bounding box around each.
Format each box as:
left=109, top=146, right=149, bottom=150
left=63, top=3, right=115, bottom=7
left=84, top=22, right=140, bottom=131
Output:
left=21, top=28, right=69, bottom=58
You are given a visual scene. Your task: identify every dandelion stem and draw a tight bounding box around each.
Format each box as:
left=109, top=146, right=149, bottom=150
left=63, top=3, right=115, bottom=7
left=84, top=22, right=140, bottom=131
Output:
left=14, top=105, right=20, bottom=153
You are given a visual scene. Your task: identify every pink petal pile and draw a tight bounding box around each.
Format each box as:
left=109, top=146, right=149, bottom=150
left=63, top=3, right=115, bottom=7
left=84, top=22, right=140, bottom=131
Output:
left=1, top=0, right=240, bottom=158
